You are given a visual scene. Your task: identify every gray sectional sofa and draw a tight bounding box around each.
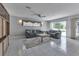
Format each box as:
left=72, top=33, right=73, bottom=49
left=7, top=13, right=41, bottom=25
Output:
left=25, top=29, right=61, bottom=39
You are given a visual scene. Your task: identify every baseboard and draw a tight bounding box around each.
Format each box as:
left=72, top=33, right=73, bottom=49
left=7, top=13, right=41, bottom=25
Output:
left=66, top=36, right=76, bottom=40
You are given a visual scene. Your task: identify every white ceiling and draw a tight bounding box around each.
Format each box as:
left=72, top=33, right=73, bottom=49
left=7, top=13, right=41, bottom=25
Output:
left=3, top=3, right=79, bottom=21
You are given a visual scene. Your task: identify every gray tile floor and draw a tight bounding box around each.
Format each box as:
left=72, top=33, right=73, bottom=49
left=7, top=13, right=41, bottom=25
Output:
left=5, top=36, right=79, bottom=56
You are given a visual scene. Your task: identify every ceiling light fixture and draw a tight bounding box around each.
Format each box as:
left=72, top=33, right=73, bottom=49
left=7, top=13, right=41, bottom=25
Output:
left=18, top=19, right=22, bottom=24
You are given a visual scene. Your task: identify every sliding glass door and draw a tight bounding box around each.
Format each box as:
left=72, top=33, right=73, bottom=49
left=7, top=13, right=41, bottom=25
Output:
left=50, top=21, right=66, bottom=37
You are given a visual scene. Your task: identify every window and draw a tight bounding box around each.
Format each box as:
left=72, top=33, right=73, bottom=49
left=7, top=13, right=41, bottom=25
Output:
left=50, top=21, right=66, bottom=37
left=50, top=21, right=66, bottom=31
left=22, top=21, right=41, bottom=27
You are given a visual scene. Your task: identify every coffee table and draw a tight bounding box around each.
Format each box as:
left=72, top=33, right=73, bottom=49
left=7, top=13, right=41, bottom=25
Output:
left=37, top=33, right=50, bottom=43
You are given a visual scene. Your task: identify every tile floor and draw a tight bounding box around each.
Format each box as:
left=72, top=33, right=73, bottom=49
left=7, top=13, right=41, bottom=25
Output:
left=5, top=35, right=79, bottom=56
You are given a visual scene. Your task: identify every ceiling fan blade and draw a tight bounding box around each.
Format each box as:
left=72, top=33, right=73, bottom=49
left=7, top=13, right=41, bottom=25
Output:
left=25, top=6, right=46, bottom=18
left=41, top=16, right=46, bottom=17
left=33, top=13, right=46, bottom=18
left=38, top=15, right=46, bottom=18
left=26, top=6, right=31, bottom=9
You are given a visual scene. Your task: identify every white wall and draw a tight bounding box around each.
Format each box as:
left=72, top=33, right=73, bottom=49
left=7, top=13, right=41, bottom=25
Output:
left=66, top=17, right=77, bottom=39
left=10, top=16, right=49, bottom=36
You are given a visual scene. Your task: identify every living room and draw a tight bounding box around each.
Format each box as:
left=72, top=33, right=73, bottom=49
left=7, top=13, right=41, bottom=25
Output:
left=1, top=3, right=79, bottom=56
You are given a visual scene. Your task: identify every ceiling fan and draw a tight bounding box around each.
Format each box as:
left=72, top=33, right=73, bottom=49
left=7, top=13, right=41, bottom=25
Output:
left=26, top=6, right=46, bottom=18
